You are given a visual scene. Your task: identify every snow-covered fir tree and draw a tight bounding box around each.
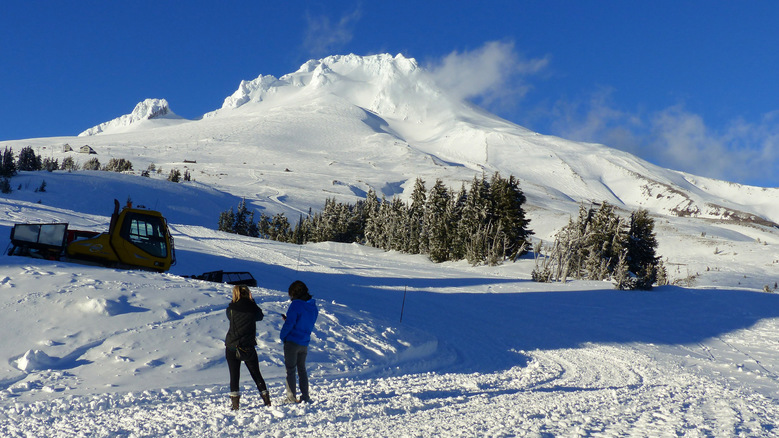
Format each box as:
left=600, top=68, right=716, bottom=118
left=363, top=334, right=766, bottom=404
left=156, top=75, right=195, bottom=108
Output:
left=362, top=189, right=380, bottom=247
left=627, top=209, right=662, bottom=290
left=59, top=156, right=78, bottom=171
left=232, top=199, right=257, bottom=237
left=424, top=179, right=451, bottom=262
left=216, top=173, right=532, bottom=266
left=406, top=177, right=426, bottom=254
left=448, top=184, right=468, bottom=260
left=533, top=201, right=665, bottom=290
left=83, top=158, right=100, bottom=170
left=218, top=208, right=235, bottom=233
left=489, top=173, right=532, bottom=260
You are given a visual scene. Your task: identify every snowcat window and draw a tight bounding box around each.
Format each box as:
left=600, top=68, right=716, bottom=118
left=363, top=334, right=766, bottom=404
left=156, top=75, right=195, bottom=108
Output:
left=121, top=213, right=168, bottom=258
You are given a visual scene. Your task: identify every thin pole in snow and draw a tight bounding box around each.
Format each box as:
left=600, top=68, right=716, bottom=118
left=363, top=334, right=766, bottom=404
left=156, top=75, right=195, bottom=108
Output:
left=400, top=285, right=408, bottom=323
left=294, top=244, right=303, bottom=273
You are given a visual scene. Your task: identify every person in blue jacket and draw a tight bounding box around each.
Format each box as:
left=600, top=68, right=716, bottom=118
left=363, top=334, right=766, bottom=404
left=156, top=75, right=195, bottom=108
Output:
left=280, top=280, right=319, bottom=403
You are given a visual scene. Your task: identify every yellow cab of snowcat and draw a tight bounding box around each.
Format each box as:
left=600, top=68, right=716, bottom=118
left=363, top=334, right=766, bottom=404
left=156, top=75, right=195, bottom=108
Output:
left=66, top=201, right=175, bottom=272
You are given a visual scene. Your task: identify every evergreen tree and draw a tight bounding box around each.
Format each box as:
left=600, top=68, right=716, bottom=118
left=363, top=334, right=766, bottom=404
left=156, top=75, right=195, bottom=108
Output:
left=489, top=173, right=532, bottom=260
left=103, top=158, right=133, bottom=172
left=580, top=203, right=625, bottom=280
left=461, top=174, right=491, bottom=264
left=346, top=200, right=367, bottom=243
left=0, top=177, right=11, bottom=194
left=448, top=184, right=468, bottom=261
left=363, top=189, right=380, bottom=246
left=387, top=197, right=409, bottom=251
left=627, top=209, right=660, bottom=290
left=270, top=213, right=291, bottom=241
left=257, top=213, right=272, bottom=239
left=17, top=146, right=41, bottom=171
left=59, top=156, right=78, bottom=171
left=315, top=198, right=359, bottom=243
left=532, top=201, right=662, bottom=290
left=233, top=199, right=254, bottom=236
left=1, top=147, right=16, bottom=178
left=168, top=169, right=181, bottom=182
left=407, top=177, right=426, bottom=254
left=372, top=195, right=391, bottom=250
left=218, top=208, right=235, bottom=233
left=612, top=248, right=632, bottom=290
left=42, top=158, right=59, bottom=172
left=291, top=214, right=307, bottom=244
left=424, top=179, right=451, bottom=262
left=83, top=158, right=101, bottom=170
left=211, top=173, right=535, bottom=267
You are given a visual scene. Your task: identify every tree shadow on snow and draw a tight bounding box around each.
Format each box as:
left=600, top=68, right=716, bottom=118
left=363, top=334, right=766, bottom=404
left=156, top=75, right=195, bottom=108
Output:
left=170, top=247, right=779, bottom=375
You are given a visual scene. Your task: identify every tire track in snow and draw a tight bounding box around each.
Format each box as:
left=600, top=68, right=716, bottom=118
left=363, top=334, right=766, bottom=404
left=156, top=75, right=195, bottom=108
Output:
left=3, top=349, right=778, bottom=437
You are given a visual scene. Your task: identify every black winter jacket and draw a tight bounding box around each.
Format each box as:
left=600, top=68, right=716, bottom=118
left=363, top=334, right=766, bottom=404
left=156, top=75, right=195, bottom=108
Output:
left=224, top=298, right=264, bottom=349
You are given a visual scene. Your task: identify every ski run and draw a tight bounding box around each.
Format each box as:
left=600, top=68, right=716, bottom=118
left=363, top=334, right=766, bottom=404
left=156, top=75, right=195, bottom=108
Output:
left=0, top=209, right=778, bottom=436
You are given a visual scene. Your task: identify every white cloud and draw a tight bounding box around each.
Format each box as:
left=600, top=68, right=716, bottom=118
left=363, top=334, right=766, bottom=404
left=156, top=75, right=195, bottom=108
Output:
left=548, top=95, right=779, bottom=187
left=649, top=106, right=729, bottom=176
left=641, top=105, right=779, bottom=186
left=303, top=7, right=362, bottom=57
left=549, top=87, right=644, bottom=155
left=426, top=41, right=549, bottom=110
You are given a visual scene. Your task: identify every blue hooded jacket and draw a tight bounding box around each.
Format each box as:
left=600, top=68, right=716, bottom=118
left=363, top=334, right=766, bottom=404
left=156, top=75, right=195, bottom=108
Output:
left=280, top=298, right=318, bottom=346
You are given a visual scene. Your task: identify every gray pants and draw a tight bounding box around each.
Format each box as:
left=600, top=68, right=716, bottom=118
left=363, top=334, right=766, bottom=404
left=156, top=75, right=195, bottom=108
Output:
left=284, top=341, right=309, bottom=402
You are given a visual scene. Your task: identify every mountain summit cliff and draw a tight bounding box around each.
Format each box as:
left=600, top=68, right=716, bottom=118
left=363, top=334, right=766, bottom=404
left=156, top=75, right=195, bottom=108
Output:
left=206, top=53, right=452, bottom=125
left=79, top=98, right=181, bottom=136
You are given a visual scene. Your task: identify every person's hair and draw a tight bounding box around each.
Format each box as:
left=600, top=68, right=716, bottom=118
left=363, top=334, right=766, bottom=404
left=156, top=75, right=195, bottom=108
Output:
left=288, top=280, right=311, bottom=300
left=232, top=284, right=251, bottom=302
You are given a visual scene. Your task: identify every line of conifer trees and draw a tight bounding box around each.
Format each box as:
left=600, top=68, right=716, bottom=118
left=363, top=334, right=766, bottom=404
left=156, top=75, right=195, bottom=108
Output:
left=218, top=172, right=533, bottom=265
left=532, top=201, right=667, bottom=290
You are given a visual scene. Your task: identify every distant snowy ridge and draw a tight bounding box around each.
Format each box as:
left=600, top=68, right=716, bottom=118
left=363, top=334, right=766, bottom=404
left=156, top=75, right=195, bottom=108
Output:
left=69, top=53, right=778, bottom=226
left=79, top=98, right=182, bottom=136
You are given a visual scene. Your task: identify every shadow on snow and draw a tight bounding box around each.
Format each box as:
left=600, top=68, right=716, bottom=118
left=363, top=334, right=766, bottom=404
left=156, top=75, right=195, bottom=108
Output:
left=170, top=245, right=779, bottom=375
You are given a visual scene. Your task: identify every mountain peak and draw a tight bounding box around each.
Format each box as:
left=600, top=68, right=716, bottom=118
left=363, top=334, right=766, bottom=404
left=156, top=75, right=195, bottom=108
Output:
left=207, top=53, right=450, bottom=124
left=79, top=98, right=180, bottom=136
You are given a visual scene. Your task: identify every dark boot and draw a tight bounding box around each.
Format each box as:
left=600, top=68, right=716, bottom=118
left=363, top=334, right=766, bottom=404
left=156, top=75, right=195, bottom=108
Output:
left=261, top=390, right=272, bottom=407
left=230, top=395, right=240, bottom=411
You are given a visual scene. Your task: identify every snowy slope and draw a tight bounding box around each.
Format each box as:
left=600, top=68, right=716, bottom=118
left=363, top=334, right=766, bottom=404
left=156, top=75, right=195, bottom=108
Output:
left=0, top=53, right=778, bottom=436
left=20, top=53, right=779, bottom=230
left=0, top=187, right=778, bottom=436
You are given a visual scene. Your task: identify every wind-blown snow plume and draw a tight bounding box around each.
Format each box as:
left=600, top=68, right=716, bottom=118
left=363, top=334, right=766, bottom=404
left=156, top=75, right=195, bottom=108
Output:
left=303, top=6, right=362, bottom=56
left=427, top=41, right=550, bottom=109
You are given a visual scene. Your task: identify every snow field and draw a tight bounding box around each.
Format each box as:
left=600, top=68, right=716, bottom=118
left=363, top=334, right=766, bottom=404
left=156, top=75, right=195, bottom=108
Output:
left=1, top=215, right=779, bottom=436
left=2, top=348, right=778, bottom=437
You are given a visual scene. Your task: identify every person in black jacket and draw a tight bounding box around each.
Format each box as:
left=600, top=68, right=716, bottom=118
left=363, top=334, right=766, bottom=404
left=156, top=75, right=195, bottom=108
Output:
left=225, top=284, right=271, bottom=410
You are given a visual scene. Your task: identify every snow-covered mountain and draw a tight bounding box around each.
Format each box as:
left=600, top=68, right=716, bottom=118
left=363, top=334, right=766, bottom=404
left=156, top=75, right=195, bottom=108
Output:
left=70, top=54, right=778, bottom=230
left=1, top=53, right=779, bottom=436
left=79, top=98, right=185, bottom=136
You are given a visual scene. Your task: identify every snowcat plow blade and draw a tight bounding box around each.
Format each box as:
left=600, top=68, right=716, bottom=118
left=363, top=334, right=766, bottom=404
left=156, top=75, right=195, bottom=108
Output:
left=9, top=223, right=68, bottom=260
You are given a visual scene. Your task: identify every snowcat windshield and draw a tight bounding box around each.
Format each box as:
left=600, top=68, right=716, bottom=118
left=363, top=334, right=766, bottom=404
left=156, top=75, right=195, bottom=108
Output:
left=121, top=213, right=168, bottom=259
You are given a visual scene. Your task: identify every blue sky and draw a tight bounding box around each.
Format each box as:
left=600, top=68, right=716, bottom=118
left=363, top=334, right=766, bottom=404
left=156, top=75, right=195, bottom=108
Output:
left=2, top=1, right=778, bottom=187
